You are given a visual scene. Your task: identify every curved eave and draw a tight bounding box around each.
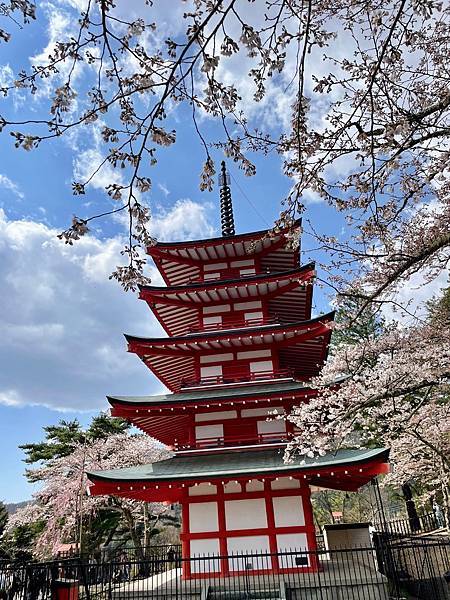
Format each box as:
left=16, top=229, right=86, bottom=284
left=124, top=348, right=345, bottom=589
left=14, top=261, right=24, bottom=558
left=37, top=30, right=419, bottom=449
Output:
left=87, top=447, right=390, bottom=500
left=139, top=263, right=315, bottom=298
left=107, top=380, right=317, bottom=409
left=125, top=312, right=334, bottom=350
left=125, top=313, right=334, bottom=392
left=139, top=264, right=315, bottom=337
left=147, top=221, right=302, bottom=286
left=147, top=219, right=302, bottom=252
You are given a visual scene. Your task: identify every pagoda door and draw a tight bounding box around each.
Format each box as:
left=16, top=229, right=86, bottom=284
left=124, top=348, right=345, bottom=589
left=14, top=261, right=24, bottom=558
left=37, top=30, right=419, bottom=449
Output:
left=223, top=419, right=257, bottom=447
left=222, top=360, right=250, bottom=384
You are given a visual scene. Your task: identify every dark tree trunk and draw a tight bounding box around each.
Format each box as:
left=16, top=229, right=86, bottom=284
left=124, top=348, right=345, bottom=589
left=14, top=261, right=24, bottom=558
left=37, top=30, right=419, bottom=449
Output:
left=401, top=483, right=420, bottom=532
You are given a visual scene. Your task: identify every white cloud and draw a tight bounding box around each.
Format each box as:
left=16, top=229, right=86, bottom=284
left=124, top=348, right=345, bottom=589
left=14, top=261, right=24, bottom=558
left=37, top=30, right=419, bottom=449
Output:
left=0, top=202, right=214, bottom=411
left=0, top=174, right=24, bottom=199
left=158, top=183, right=170, bottom=197
left=150, top=199, right=215, bottom=241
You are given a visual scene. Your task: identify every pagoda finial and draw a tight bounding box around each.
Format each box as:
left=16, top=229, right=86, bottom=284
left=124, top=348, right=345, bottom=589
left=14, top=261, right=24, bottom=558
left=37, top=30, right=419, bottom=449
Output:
left=219, top=160, right=235, bottom=237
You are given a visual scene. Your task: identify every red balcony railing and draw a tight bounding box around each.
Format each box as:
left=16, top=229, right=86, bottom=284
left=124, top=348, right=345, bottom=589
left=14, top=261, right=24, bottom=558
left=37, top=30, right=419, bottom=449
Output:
left=188, top=268, right=257, bottom=284
left=180, top=368, right=293, bottom=390
left=175, top=431, right=290, bottom=451
left=188, top=316, right=279, bottom=334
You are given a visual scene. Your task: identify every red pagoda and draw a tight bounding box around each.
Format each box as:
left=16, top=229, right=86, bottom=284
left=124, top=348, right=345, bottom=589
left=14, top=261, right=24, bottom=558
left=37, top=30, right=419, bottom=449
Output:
left=87, top=163, right=389, bottom=577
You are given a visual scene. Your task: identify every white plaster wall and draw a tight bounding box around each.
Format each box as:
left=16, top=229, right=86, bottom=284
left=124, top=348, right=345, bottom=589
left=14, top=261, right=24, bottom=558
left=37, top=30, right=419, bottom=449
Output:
left=189, top=502, right=218, bottom=533
left=195, top=410, right=237, bottom=422
left=224, top=481, right=242, bottom=494
left=230, top=259, right=254, bottom=268
left=203, top=304, right=231, bottom=314
left=244, top=311, right=263, bottom=321
left=234, top=300, right=262, bottom=311
left=189, top=482, right=217, bottom=496
left=276, top=534, right=309, bottom=568
left=203, top=315, right=222, bottom=326
left=227, top=536, right=271, bottom=571
left=240, top=268, right=256, bottom=276
left=195, top=424, right=223, bottom=441
left=257, top=419, right=286, bottom=435
left=242, top=406, right=283, bottom=418
left=246, top=480, right=264, bottom=492
left=271, top=477, right=300, bottom=490
left=200, top=353, right=233, bottom=364
left=273, top=496, right=305, bottom=527
left=237, top=348, right=271, bottom=360
left=250, top=360, right=273, bottom=373
left=204, top=262, right=227, bottom=271
left=200, top=365, right=222, bottom=379
left=225, top=498, right=267, bottom=530
left=190, top=539, right=221, bottom=573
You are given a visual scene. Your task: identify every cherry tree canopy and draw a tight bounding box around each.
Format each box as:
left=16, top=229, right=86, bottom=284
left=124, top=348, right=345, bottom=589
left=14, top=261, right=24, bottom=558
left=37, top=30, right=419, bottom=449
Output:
left=4, top=434, right=170, bottom=557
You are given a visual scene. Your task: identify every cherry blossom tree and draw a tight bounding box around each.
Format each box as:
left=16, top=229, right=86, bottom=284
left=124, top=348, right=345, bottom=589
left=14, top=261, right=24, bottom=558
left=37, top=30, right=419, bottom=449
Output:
left=4, top=434, right=170, bottom=559
left=1, top=1, right=449, bottom=509
left=0, top=0, right=448, bottom=297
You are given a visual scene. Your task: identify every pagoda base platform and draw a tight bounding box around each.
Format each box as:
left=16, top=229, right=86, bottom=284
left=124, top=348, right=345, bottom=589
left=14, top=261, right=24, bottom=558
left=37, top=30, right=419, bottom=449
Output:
left=110, top=552, right=390, bottom=599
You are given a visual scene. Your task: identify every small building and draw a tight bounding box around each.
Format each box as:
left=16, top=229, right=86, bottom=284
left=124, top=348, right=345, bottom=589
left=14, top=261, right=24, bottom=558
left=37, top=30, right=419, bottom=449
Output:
left=87, top=163, right=389, bottom=578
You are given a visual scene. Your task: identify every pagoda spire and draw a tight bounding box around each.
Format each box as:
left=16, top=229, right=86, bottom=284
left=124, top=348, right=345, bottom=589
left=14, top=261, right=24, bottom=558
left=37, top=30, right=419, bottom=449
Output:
left=219, top=160, right=235, bottom=237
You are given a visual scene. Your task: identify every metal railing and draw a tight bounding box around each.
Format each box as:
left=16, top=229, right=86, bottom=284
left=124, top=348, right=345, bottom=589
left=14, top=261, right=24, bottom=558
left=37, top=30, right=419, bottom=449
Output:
left=180, top=368, right=294, bottom=389
left=187, top=316, right=279, bottom=334
left=375, top=511, right=443, bottom=536
left=1, top=541, right=449, bottom=600
left=175, top=432, right=289, bottom=451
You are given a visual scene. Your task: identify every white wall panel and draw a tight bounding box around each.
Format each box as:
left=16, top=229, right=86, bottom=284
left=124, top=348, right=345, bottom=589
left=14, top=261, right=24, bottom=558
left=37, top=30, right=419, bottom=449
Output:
left=257, top=419, right=286, bottom=435
left=195, top=410, right=237, bottom=422
left=189, top=502, right=218, bottom=533
left=195, top=424, right=223, bottom=441
left=234, top=300, right=262, bottom=311
left=228, top=536, right=271, bottom=571
left=273, top=496, right=305, bottom=527
left=200, top=353, right=233, bottom=364
left=200, top=365, right=222, bottom=379
left=225, top=498, right=267, bottom=530
left=189, top=482, right=217, bottom=496
left=250, top=360, right=273, bottom=373
left=237, top=349, right=270, bottom=360
left=190, top=539, right=221, bottom=573
left=203, top=304, right=231, bottom=314
left=277, top=534, right=309, bottom=568
left=246, top=480, right=264, bottom=492
left=242, top=406, right=283, bottom=418
left=271, top=477, right=300, bottom=490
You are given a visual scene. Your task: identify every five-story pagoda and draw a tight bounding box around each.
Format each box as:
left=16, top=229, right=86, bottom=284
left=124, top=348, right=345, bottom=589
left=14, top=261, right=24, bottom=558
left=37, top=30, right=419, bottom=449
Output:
left=87, top=163, right=389, bottom=577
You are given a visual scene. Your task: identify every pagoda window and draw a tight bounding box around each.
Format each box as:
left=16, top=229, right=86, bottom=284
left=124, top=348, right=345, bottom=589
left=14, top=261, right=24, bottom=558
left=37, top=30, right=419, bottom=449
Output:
left=203, top=271, right=221, bottom=281
left=242, top=406, right=284, bottom=418
left=223, top=419, right=257, bottom=445
left=244, top=310, right=263, bottom=324
left=195, top=423, right=224, bottom=447
left=257, top=418, right=286, bottom=443
left=200, top=364, right=222, bottom=383
left=222, top=360, right=250, bottom=383
left=203, top=315, right=222, bottom=329
left=203, top=304, right=231, bottom=315
left=195, top=410, right=237, bottom=422
left=234, top=300, right=262, bottom=311
left=249, top=359, right=274, bottom=378
left=239, top=267, right=256, bottom=277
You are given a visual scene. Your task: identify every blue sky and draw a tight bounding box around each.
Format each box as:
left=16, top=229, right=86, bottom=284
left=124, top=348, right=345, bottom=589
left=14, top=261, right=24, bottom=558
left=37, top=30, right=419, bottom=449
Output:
left=2, top=1, right=445, bottom=504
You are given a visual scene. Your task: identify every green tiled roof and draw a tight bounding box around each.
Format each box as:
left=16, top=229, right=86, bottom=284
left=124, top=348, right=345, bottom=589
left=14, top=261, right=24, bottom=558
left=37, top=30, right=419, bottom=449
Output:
left=107, top=380, right=312, bottom=406
left=87, top=447, right=389, bottom=483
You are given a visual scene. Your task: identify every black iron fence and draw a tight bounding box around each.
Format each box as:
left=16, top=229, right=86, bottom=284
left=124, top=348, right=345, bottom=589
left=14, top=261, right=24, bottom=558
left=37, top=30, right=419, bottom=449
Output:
left=1, top=539, right=449, bottom=600
left=375, top=511, right=442, bottom=536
